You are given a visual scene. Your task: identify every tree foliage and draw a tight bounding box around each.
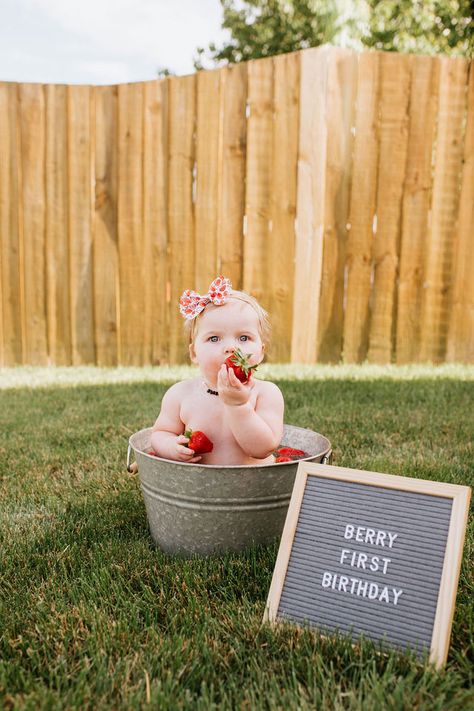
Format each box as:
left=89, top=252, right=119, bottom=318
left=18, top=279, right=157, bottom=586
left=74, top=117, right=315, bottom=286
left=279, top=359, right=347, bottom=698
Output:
left=193, top=0, right=358, bottom=68
left=193, top=0, right=473, bottom=70
left=362, top=0, right=473, bottom=55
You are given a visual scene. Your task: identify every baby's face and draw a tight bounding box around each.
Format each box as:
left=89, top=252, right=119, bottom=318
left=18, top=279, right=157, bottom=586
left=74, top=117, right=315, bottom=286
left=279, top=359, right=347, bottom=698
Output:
left=189, top=300, right=265, bottom=384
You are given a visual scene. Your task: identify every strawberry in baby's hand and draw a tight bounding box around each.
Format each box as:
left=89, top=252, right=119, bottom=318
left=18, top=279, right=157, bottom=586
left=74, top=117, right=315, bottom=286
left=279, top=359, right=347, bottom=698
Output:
left=276, top=447, right=306, bottom=459
left=225, top=348, right=258, bottom=384
left=275, top=455, right=292, bottom=463
left=185, top=428, right=214, bottom=455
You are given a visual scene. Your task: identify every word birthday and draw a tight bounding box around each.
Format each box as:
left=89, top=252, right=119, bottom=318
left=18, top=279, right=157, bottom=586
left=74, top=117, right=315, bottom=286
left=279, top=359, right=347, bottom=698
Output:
left=321, top=523, right=404, bottom=606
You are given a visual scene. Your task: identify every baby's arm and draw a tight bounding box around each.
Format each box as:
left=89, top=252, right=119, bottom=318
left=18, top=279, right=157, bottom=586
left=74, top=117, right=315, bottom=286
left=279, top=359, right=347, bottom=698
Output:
left=219, top=367, right=284, bottom=459
left=150, top=383, right=202, bottom=463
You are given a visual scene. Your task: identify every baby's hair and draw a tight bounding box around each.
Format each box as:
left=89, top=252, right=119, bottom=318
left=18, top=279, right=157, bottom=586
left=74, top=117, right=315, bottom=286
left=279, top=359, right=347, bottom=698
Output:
left=184, top=290, right=271, bottom=348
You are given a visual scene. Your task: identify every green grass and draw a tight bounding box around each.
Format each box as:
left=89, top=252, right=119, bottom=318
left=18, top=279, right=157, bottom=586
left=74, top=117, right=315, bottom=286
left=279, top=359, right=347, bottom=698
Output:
left=1, top=366, right=473, bottom=710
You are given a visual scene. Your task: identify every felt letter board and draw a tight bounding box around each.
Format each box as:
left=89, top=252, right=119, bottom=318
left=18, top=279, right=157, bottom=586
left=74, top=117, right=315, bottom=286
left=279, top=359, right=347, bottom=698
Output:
left=264, top=462, right=471, bottom=668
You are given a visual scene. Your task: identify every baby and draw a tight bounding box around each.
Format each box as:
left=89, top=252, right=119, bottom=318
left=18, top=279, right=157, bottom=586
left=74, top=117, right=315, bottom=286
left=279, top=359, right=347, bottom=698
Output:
left=151, top=276, right=284, bottom=465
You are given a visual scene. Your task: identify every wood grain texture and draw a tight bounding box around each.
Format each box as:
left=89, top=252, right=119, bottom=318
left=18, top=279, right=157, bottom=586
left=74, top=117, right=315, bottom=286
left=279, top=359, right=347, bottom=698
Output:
left=68, top=85, right=95, bottom=364
left=292, top=46, right=330, bottom=363
left=396, top=57, right=439, bottom=364
left=167, top=74, right=196, bottom=364
left=0, top=83, right=23, bottom=365
left=343, top=53, right=380, bottom=364
left=93, top=84, right=118, bottom=366
left=446, top=61, right=474, bottom=364
left=367, top=53, right=411, bottom=364
left=19, top=83, right=48, bottom=365
left=419, top=57, right=469, bottom=363
left=317, top=48, right=357, bottom=363
left=45, top=84, right=71, bottom=365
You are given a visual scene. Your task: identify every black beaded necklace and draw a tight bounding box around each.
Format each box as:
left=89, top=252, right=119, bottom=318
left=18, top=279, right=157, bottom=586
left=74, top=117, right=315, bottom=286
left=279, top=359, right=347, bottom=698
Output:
left=203, top=381, right=219, bottom=396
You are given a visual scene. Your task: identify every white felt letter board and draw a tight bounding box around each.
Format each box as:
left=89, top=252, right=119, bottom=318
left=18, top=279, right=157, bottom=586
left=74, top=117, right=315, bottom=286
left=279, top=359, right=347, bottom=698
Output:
left=264, top=462, right=471, bottom=668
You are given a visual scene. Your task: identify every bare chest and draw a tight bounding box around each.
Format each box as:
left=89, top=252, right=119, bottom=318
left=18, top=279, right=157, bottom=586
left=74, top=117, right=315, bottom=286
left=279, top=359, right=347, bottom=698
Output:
left=178, top=382, right=266, bottom=464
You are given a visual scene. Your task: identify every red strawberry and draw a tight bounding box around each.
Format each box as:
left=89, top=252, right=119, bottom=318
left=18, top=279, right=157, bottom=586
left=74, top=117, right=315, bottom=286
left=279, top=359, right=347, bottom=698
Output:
left=184, top=428, right=214, bottom=454
left=276, top=447, right=306, bottom=459
left=225, top=348, right=258, bottom=383
left=275, top=456, right=292, bottom=463
left=148, top=450, right=159, bottom=457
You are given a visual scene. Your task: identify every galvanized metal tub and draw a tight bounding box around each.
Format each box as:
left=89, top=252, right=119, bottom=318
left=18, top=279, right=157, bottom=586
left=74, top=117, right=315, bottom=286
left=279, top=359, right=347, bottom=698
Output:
left=128, top=424, right=331, bottom=556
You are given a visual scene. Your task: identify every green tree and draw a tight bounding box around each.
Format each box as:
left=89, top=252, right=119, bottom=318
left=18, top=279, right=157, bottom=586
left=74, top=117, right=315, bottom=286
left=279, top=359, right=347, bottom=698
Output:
left=194, top=0, right=473, bottom=69
left=362, top=0, right=473, bottom=55
left=193, top=0, right=362, bottom=69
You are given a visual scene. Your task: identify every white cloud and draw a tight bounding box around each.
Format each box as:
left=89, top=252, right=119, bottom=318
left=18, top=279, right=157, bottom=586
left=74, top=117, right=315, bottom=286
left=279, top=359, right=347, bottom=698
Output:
left=0, top=0, right=229, bottom=83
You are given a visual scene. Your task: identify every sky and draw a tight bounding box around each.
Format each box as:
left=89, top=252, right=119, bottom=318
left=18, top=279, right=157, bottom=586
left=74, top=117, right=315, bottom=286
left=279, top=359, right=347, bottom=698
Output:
left=0, top=0, right=231, bottom=85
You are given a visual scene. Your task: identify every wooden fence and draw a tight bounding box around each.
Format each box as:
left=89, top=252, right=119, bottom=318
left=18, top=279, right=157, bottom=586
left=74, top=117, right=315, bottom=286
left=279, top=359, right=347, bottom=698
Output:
left=0, top=45, right=473, bottom=366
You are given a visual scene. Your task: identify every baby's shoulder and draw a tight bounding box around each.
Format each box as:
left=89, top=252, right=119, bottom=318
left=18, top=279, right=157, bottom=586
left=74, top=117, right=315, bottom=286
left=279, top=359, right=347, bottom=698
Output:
left=255, top=378, right=284, bottom=401
left=163, top=378, right=199, bottom=399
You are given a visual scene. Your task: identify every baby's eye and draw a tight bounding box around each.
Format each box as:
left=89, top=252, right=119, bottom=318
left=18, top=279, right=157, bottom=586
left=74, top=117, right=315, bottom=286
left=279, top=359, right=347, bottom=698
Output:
left=208, top=336, right=219, bottom=342
left=239, top=335, right=250, bottom=341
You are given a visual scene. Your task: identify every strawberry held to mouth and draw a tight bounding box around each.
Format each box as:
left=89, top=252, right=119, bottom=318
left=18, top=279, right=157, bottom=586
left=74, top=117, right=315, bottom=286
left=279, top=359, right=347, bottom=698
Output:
left=225, top=348, right=258, bottom=383
left=184, top=428, right=214, bottom=454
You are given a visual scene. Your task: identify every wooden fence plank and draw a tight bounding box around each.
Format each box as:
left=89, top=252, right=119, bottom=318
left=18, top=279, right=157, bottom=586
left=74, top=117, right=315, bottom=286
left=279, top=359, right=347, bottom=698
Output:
left=195, top=69, right=221, bottom=291
left=343, top=52, right=379, bottom=364
left=216, top=63, right=247, bottom=289
left=45, top=84, right=71, bottom=365
left=292, top=46, right=330, bottom=363
left=143, top=79, right=169, bottom=366
left=244, top=57, right=274, bottom=309
left=0, top=83, right=23, bottom=365
left=396, top=57, right=440, bottom=364
left=267, top=51, right=300, bottom=363
left=68, top=85, right=95, bottom=364
left=446, top=61, right=474, bottom=363
left=317, top=48, right=357, bottom=363
left=93, top=84, right=118, bottom=366
left=367, top=53, right=411, bottom=364
left=19, top=83, right=48, bottom=365
left=117, top=82, right=150, bottom=365
left=419, top=57, right=469, bottom=362
left=168, top=74, right=196, bottom=364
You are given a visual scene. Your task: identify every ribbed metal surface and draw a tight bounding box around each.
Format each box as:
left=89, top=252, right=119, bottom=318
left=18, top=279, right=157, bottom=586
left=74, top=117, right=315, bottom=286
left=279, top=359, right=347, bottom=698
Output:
left=129, top=424, right=331, bottom=556
left=278, top=476, right=452, bottom=656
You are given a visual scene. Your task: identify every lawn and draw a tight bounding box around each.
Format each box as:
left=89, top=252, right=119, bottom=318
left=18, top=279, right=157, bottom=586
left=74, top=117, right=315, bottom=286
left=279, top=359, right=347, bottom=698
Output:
left=0, top=365, right=473, bottom=710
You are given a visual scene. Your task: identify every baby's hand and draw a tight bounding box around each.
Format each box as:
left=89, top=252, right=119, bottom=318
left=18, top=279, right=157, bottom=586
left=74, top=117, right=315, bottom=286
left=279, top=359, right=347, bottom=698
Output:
left=175, top=435, right=202, bottom=463
left=218, top=363, right=255, bottom=407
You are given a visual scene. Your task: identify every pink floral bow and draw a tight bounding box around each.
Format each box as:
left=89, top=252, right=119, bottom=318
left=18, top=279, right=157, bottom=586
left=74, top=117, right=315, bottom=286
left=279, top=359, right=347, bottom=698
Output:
left=179, top=276, right=232, bottom=320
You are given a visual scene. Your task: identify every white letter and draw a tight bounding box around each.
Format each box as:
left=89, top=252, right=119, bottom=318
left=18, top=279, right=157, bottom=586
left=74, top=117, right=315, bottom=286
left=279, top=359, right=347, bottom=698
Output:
left=392, top=588, right=403, bottom=605
left=357, top=552, right=368, bottom=569
left=339, top=576, right=349, bottom=592
left=355, top=526, right=365, bottom=543
left=368, top=582, right=379, bottom=600
left=381, top=557, right=391, bottom=575
left=365, top=528, right=375, bottom=545
left=357, top=579, right=368, bottom=597
left=375, top=530, right=387, bottom=546
left=369, top=556, right=380, bottom=572
left=340, top=549, right=350, bottom=565
left=322, top=572, right=332, bottom=588
left=388, top=532, right=398, bottom=548
left=344, top=525, right=354, bottom=540
left=379, top=586, right=390, bottom=603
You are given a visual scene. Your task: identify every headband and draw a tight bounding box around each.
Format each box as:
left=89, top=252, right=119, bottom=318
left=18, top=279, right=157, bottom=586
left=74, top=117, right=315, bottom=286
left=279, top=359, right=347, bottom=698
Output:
left=179, top=276, right=232, bottom=320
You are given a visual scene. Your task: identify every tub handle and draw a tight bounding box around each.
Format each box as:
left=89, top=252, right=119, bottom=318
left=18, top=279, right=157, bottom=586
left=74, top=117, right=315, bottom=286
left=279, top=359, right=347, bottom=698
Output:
left=127, top=444, right=138, bottom=474
left=321, top=449, right=333, bottom=465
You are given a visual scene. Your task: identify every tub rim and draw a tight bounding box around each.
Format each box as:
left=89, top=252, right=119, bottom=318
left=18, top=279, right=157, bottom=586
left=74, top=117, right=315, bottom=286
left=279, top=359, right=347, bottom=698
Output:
left=128, top=424, right=332, bottom=470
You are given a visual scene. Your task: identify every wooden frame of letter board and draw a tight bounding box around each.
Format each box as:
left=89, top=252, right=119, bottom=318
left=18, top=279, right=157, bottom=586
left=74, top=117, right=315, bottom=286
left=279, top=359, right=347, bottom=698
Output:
left=264, top=462, right=471, bottom=668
